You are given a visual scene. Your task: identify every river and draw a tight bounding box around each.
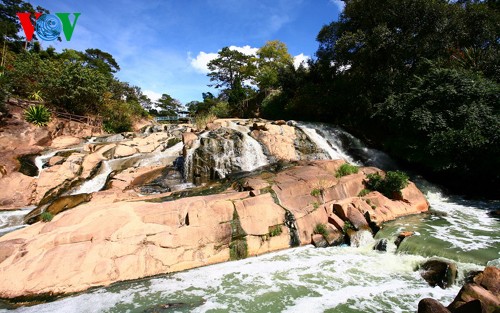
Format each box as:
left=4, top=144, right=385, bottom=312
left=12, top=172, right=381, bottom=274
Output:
left=0, top=121, right=498, bottom=312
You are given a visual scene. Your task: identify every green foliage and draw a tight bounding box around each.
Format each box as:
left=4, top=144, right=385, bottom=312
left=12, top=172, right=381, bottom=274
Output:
left=343, top=221, right=354, bottom=233
left=255, top=40, right=293, bottom=90
left=335, top=163, right=359, bottom=178
left=269, top=225, right=283, bottom=237
left=312, top=202, right=320, bottom=209
left=358, top=189, right=371, bottom=197
left=24, top=104, right=51, bottom=126
left=209, top=101, right=230, bottom=118
left=40, top=211, right=53, bottom=222
left=365, top=171, right=409, bottom=199
left=313, top=223, right=328, bottom=237
left=310, top=188, right=321, bottom=197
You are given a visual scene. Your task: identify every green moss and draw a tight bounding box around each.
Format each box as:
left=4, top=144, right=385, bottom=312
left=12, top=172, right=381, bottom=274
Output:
left=312, top=202, right=320, bottom=209
left=358, top=189, right=371, bottom=197
left=269, top=225, right=283, bottom=237
left=229, top=239, right=248, bottom=260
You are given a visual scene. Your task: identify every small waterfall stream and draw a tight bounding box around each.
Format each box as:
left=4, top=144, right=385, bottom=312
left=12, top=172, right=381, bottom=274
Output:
left=226, top=121, right=269, bottom=171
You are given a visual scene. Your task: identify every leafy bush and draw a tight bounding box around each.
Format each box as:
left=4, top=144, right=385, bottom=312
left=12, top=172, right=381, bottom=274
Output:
left=336, top=163, right=359, bottom=178
left=313, top=223, right=328, bottom=237
left=209, top=101, right=230, bottom=118
left=40, top=212, right=53, bottom=222
left=364, top=171, right=409, bottom=199
left=24, top=104, right=51, bottom=126
left=358, top=189, right=371, bottom=197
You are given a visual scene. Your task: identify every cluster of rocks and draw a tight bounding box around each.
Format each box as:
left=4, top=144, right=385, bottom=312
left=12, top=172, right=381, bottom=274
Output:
left=0, top=159, right=430, bottom=300
left=419, top=266, right=499, bottom=313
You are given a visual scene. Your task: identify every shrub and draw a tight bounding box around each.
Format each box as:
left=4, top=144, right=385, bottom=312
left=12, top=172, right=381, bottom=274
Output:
left=313, top=223, right=328, bottom=237
left=24, top=104, right=51, bottom=126
left=343, top=220, right=354, bottom=233
left=40, top=212, right=53, bottom=222
left=194, top=113, right=217, bottom=130
left=364, top=171, right=409, bottom=199
left=209, top=101, right=230, bottom=118
left=312, top=202, right=320, bottom=209
left=229, top=239, right=248, bottom=260
left=310, top=188, right=321, bottom=197
left=336, top=163, right=359, bottom=178
left=269, top=225, right=283, bottom=237
left=358, top=189, right=371, bottom=197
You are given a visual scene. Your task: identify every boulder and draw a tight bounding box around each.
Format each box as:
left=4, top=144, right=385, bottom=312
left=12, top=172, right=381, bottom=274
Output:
left=48, top=156, right=65, bottom=167
left=395, top=231, right=414, bottom=248
left=311, top=234, right=328, bottom=248
left=114, top=145, right=137, bottom=158
left=50, top=136, right=81, bottom=149
left=418, top=298, right=451, bottom=313
left=0, top=173, right=36, bottom=210
left=420, top=259, right=457, bottom=289
left=448, top=267, right=500, bottom=313
left=374, top=238, right=388, bottom=252
left=182, top=132, right=198, bottom=149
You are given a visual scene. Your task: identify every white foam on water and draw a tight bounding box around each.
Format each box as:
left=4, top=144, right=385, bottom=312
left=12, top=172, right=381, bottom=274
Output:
left=226, top=122, right=269, bottom=172
left=424, top=189, right=500, bottom=251
left=135, top=141, right=183, bottom=167
left=70, top=161, right=112, bottom=195
left=0, top=207, right=34, bottom=236
left=296, top=123, right=356, bottom=163
left=3, top=246, right=478, bottom=313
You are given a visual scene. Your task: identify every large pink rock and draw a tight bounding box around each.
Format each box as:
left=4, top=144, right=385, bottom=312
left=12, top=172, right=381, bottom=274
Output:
left=0, top=173, right=36, bottom=210
left=0, top=160, right=430, bottom=300
left=250, top=124, right=298, bottom=160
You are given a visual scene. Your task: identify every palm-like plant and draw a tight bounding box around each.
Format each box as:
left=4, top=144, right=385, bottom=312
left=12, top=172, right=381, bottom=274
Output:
left=24, top=104, right=51, bottom=126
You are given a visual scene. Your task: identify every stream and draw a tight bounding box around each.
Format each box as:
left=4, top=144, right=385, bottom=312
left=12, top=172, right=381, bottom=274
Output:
left=0, top=121, right=498, bottom=312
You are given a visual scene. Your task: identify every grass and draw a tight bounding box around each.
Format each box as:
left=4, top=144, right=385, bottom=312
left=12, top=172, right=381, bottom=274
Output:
left=335, top=163, right=359, bottom=178
left=269, top=225, right=283, bottom=237
left=313, top=223, right=328, bottom=237
left=24, top=104, right=51, bottom=126
left=310, top=188, right=321, bottom=197
left=343, top=220, right=354, bottom=233
left=312, top=202, right=320, bottom=209
left=40, top=212, right=53, bottom=222
left=194, top=113, right=217, bottom=130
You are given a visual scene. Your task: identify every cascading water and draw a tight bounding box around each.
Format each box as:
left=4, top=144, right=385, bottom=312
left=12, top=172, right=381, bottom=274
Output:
left=1, top=121, right=497, bottom=313
left=0, top=207, right=34, bottom=237
left=226, top=122, right=269, bottom=171
left=295, top=122, right=357, bottom=163
left=71, top=161, right=112, bottom=195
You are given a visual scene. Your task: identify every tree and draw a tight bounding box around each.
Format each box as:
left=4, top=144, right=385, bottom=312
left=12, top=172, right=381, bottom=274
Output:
left=83, top=48, right=120, bottom=75
left=156, top=93, right=181, bottom=116
left=255, top=40, right=293, bottom=90
left=207, top=47, right=256, bottom=114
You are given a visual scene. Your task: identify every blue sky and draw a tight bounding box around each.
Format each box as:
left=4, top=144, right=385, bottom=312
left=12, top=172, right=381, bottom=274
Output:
left=29, top=0, right=344, bottom=104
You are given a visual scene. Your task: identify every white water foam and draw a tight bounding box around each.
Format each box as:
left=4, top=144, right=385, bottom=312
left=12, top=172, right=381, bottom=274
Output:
left=226, top=122, right=269, bottom=172
left=0, top=207, right=33, bottom=236
left=3, top=246, right=474, bottom=313
left=296, top=123, right=357, bottom=163
left=135, top=141, right=183, bottom=167
left=71, top=161, right=112, bottom=195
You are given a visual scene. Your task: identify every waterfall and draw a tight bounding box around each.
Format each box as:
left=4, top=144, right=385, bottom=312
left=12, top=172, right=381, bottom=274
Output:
left=135, top=141, right=183, bottom=167
left=71, top=161, right=112, bottom=195
left=0, top=207, right=33, bottom=237
left=350, top=229, right=376, bottom=248
left=226, top=121, right=269, bottom=171
left=296, top=122, right=357, bottom=163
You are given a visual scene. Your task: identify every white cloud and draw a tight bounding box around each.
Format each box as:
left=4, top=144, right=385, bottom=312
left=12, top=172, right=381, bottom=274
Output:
left=228, top=45, right=258, bottom=56
left=330, top=0, right=345, bottom=11
left=189, top=51, right=219, bottom=74
left=189, top=45, right=259, bottom=74
left=143, top=90, right=163, bottom=102
left=294, top=53, right=310, bottom=68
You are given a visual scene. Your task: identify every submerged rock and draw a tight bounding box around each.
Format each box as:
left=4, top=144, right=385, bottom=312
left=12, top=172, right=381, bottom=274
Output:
left=418, top=298, right=451, bottom=313
left=420, top=259, right=457, bottom=289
